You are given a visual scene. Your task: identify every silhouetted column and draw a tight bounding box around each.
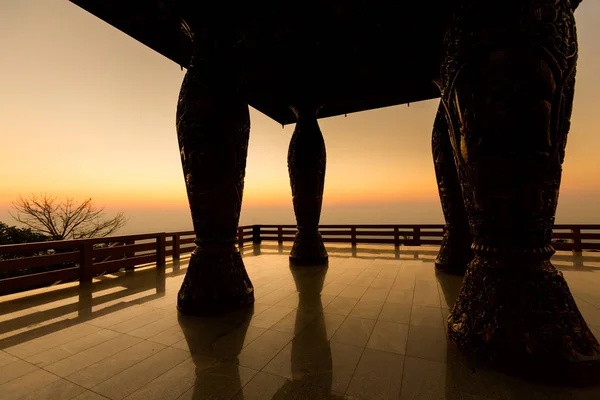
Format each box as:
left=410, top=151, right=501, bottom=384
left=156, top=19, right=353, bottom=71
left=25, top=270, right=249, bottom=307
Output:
left=440, top=0, right=599, bottom=383
left=175, top=49, right=254, bottom=315
left=432, top=101, right=473, bottom=275
left=288, top=104, right=328, bottom=265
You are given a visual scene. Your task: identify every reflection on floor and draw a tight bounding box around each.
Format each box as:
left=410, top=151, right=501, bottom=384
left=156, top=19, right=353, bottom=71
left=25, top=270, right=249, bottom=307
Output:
left=2, top=243, right=600, bottom=399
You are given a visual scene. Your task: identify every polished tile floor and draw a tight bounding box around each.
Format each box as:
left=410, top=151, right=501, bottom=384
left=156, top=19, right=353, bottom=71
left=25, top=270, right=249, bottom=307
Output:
left=2, top=243, right=600, bottom=399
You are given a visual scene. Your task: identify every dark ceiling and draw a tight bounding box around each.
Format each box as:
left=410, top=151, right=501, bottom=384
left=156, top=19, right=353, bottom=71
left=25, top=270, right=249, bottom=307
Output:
left=69, top=1, right=453, bottom=125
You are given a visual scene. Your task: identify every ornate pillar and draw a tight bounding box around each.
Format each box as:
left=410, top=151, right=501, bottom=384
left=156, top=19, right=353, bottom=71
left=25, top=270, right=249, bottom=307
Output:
left=440, top=0, right=600, bottom=382
left=288, top=104, right=328, bottom=265
left=175, top=29, right=254, bottom=315
left=432, top=101, right=473, bottom=275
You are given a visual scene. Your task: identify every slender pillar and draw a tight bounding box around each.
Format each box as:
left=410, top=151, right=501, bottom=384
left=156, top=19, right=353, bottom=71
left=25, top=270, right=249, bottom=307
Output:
left=288, top=104, right=328, bottom=265
left=440, top=0, right=599, bottom=383
left=432, top=101, right=473, bottom=275
left=175, top=50, right=254, bottom=315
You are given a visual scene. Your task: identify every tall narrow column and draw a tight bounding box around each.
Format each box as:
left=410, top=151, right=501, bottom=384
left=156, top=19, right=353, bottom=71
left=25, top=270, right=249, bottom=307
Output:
left=175, top=53, right=254, bottom=315
left=432, top=101, right=473, bottom=275
left=288, top=104, right=328, bottom=265
left=440, top=0, right=599, bottom=382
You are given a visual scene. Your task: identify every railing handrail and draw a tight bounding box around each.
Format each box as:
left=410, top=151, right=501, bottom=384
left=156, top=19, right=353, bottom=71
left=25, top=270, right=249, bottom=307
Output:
left=2, top=223, right=599, bottom=296
left=257, top=224, right=446, bottom=229
left=2, top=223, right=599, bottom=253
left=0, top=232, right=166, bottom=255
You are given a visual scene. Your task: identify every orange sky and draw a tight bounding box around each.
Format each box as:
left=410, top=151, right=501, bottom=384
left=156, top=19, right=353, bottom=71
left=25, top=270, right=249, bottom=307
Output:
left=1, top=0, right=600, bottom=229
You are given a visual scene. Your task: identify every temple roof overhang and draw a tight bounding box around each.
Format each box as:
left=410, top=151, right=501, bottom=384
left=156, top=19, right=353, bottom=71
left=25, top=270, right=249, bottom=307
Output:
left=69, top=1, right=453, bottom=124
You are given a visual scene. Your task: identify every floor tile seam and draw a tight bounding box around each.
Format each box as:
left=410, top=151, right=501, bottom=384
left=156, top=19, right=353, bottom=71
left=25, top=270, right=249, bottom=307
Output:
left=87, top=387, right=118, bottom=400
left=340, top=289, right=398, bottom=321
left=253, top=331, right=294, bottom=372
left=340, top=340, right=369, bottom=396
left=365, top=280, right=394, bottom=294
left=117, top=355, right=195, bottom=400
left=369, top=299, right=387, bottom=322
left=2, top=334, right=81, bottom=362
left=407, top=278, right=417, bottom=328
left=254, top=288, right=285, bottom=301
left=105, top=313, right=178, bottom=336
left=7, top=364, right=77, bottom=397
left=144, top=326, right=184, bottom=344
left=404, top=325, right=449, bottom=364
left=323, top=280, right=352, bottom=292
left=257, top=307, right=296, bottom=330
left=22, top=329, right=124, bottom=367
left=235, top=369, right=285, bottom=396
left=361, top=285, right=393, bottom=305
left=86, top=347, right=193, bottom=395
left=322, top=312, right=348, bottom=341
left=0, top=358, right=45, bottom=387
left=85, top=308, right=158, bottom=330
left=365, top=334, right=409, bottom=357
left=0, top=346, right=35, bottom=364
left=240, top=366, right=349, bottom=399
left=323, top=305, right=353, bottom=318
left=343, top=295, right=374, bottom=320
left=126, top=319, right=182, bottom=340
left=1, top=318, right=101, bottom=354
left=580, top=300, right=600, bottom=312
left=439, top=304, right=449, bottom=332
left=93, top=326, right=143, bottom=343
left=238, top=326, right=268, bottom=348
left=402, top=351, right=453, bottom=368
left=403, top=354, right=448, bottom=366
left=51, top=334, right=157, bottom=379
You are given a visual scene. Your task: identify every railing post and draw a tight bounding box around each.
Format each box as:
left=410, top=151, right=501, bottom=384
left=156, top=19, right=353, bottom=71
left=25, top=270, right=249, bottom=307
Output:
left=394, top=227, right=400, bottom=248
left=172, top=234, right=180, bottom=261
left=572, top=228, right=582, bottom=254
left=413, top=227, right=421, bottom=246
left=125, top=240, right=134, bottom=257
left=237, top=227, right=244, bottom=249
left=253, top=225, right=262, bottom=244
left=157, top=234, right=166, bottom=270
left=125, top=240, right=135, bottom=271
left=351, top=227, right=357, bottom=247
left=278, top=227, right=283, bottom=244
left=80, top=241, right=93, bottom=286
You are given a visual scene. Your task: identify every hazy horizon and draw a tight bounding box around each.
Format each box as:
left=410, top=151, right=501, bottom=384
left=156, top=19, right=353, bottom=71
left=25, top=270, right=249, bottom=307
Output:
left=1, top=0, right=599, bottom=236
left=2, top=190, right=599, bottom=236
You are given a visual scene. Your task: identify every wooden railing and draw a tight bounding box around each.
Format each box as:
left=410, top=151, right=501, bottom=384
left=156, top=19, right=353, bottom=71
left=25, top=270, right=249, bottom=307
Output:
left=1, top=224, right=599, bottom=295
left=254, top=224, right=600, bottom=252
left=255, top=224, right=444, bottom=247
left=0, top=226, right=255, bottom=295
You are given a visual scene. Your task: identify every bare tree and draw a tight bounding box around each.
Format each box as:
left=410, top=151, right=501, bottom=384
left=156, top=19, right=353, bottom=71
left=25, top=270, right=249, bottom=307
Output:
left=10, top=194, right=127, bottom=240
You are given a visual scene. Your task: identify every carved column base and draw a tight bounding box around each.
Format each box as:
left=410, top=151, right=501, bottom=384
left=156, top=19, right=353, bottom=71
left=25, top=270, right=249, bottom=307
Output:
left=289, top=230, right=328, bottom=265
left=448, top=256, right=600, bottom=385
left=435, top=226, right=473, bottom=276
left=177, top=246, right=254, bottom=316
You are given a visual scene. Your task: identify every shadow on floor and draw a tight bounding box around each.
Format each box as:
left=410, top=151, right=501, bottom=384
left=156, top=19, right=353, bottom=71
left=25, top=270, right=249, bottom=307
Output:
left=0, top=259, right=184, bottom=350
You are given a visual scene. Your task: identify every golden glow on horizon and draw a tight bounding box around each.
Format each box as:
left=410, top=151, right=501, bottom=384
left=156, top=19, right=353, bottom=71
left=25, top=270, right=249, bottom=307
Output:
left=1, top=0, right=600, bottom=223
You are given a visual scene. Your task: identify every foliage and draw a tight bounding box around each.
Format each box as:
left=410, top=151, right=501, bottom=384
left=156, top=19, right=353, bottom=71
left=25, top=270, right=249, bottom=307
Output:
left=10, top=194, right=127, bottom=240
left=0, top=222, right=48, bottom=246
left=0, top=221, right=51, bottom=281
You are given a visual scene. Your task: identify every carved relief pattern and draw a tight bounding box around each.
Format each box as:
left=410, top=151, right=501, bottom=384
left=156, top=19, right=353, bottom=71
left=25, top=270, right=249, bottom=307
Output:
left=439, top=0, right=600, bottom=380
left=288, top=107, right=328, bottom=264
left=432, top=101, right=473, bottom=275
left=175, top=56, right=254, bottom=315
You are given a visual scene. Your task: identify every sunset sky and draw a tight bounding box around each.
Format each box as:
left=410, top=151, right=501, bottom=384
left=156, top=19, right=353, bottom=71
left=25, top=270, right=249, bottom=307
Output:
left=1, top=0, right=599, bottom=233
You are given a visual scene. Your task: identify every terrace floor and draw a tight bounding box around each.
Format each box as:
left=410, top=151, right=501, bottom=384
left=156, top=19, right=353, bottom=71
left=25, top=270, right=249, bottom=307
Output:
left=2, top=243, right=600, bottom=400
